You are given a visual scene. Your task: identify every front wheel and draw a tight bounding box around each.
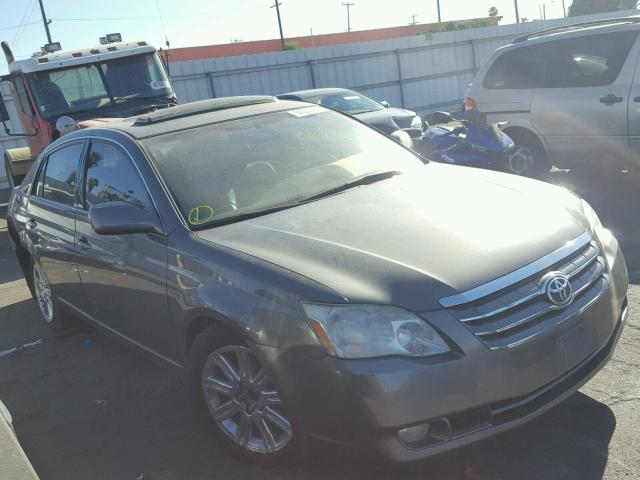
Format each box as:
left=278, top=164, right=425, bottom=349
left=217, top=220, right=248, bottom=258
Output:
left=187, top=326, right=301, bottom=465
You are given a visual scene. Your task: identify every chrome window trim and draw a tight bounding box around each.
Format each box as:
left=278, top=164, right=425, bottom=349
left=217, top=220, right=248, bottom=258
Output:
left=439, top=232, right=592, bottom=308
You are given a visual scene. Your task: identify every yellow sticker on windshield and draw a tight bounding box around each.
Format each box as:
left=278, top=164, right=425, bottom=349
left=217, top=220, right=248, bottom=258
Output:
left=188, top=205, right=214, bottom=226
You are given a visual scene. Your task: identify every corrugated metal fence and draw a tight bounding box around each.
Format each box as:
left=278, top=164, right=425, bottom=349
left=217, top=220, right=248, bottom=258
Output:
left=1, top=9, right=637, bottom=185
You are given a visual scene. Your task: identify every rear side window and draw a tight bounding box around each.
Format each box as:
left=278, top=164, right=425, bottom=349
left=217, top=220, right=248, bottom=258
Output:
left=40, top=143, right=83, bottom=205
left=547, top=31, right=639, bottom=88
left=83, top=141, right=152, bottom=211
left=482, top=43, right=550, bottom=89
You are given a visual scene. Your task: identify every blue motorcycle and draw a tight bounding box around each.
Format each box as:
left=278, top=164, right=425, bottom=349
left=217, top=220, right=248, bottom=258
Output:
left=416, top=111, right=515, bottom=172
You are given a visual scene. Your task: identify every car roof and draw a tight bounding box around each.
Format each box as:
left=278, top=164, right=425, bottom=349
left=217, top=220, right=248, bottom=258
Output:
left=510, top=16, right=640, bottom=45
left=99, top=96, right=312, bottom=139
left=278, top=87, right=355, bottom=99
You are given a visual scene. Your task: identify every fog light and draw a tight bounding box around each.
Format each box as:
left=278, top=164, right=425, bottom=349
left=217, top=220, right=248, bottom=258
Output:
left=397, top=422, right=430, bottom=445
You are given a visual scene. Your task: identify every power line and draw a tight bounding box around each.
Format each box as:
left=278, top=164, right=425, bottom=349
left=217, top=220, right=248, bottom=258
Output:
left=342, top=2, right=355, bottom=32
left=12, top=0, right=36, bottom=46
left=52, top=16, right=157, bottom=22
left=14, top=0, right=38, bottom=49
left=0, top=21, right=40, bottom=32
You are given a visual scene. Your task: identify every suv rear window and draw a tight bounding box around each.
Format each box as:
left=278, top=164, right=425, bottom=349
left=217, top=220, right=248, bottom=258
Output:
left=547, top=31, right=639, bottom=88
left=482, top=43, right=550, bottom=89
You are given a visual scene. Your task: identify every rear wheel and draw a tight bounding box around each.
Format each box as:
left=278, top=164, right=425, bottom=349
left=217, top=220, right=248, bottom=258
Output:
left=31, top=259, right=66, bottom=329
left=505, top=131, right=549, bottom=177
left=187, top=326, right=301, bottom=465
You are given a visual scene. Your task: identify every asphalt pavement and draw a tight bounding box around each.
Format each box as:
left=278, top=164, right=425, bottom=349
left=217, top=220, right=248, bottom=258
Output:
left=0, top=169, right=639, bottom=480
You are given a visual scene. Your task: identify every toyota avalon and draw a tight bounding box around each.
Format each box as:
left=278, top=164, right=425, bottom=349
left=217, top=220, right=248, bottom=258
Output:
left=6, top=96, right=628, bottom=464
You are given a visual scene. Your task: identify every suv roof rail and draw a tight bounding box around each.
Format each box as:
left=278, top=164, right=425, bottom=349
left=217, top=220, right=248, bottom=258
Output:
left=134, top=96, right=278, bottom=125
left=512, top=16, right=640, bottom=43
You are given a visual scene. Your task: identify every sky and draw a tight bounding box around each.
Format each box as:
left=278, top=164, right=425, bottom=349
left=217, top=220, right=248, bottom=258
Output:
left=0, top=0, right=574, bottom=75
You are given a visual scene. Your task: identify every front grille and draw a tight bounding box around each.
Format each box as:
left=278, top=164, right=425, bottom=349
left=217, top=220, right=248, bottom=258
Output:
left=445, top=236, right=609, bottom=350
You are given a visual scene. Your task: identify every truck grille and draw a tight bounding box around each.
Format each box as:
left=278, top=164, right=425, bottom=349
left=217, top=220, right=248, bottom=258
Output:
left=443, top=235, right=608, bottom=350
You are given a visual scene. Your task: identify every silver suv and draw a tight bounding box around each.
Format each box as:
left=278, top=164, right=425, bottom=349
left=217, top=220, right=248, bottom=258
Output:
left=465, top=17, right=640, bottom=176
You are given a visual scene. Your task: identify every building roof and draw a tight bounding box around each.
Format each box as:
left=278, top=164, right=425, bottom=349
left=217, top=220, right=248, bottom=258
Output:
left=9, top=41, right=156, bottom=74
left=167, top=17, right=501, bottom=63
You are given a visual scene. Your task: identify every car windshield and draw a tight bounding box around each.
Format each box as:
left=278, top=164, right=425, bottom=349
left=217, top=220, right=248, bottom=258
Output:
left=309, top=91, right=386, bottom=115
left=142, top=106, right=423, bottom=229
left=28, top=53, right=173, bottom=119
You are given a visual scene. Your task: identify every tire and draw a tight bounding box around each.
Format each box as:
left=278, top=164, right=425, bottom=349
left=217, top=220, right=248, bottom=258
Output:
left=505, top=131, right=550, bottom=178
left=29, top=257, right=67, bottom=329
left=186, top=325, right=303, bottom=466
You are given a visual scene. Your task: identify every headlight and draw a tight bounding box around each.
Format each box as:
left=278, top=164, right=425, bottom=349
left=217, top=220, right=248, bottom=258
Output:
left=411, top=116, right=423, bottom=130
left=581, top=199, right=602, bottom=231
left=301, top=303, right=450, bottom=359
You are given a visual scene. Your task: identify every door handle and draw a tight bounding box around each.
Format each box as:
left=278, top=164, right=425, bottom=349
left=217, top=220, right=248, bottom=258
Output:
left=25, top=218, right=37, bottom=230
left=600, top=94, right=623, bottom=106
left=633, top=97, right=640, bottom=103
left=77, top=236, right=91, bottom=250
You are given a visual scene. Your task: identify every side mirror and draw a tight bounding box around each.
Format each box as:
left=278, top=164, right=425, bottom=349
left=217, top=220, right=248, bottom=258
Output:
left=380, top=100, right=390, bottom=108
left=89, top=202, right=163, bottom=236
left=0, top=94, right=9, bottom=122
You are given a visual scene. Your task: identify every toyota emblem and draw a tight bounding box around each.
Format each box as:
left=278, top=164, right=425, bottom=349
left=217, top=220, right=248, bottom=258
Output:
left=543, top=272, right=574, bottom=307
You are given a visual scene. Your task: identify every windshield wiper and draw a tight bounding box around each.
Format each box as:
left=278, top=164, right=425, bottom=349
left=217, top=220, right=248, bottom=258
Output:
left=193, top=203, right=304, bottom=229
left=193, top=171, right=401, bottom=230
left=302, top=170, right=402, bottom=202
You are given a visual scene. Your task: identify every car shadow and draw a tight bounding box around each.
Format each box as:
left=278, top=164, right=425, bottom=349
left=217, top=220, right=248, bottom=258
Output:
left=545, top=169, right=640, bottom=284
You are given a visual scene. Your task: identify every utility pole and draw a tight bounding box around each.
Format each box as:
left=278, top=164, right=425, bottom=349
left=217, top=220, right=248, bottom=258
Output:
left=436, top=0, right=442, bottom=25
left=270, top=1, right=285, bottom=50
left=561, top=0, right=567, bottom=17
left=543, top=3, right=546, bottom=20
left=514, top=0, right=520, bottom=23
left=342, top=2, right=354, bottom=33
left=410, top=14, right=418, bottom=26
left=38, top=0, right=52, bottom=44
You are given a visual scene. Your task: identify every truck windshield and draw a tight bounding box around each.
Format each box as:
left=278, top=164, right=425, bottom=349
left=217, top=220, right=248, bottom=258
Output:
left=28, top=53, right=173, bottom=119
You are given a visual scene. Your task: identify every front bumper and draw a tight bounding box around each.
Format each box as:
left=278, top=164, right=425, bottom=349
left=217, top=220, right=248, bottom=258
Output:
left=255, top=235, right=628, bottom=462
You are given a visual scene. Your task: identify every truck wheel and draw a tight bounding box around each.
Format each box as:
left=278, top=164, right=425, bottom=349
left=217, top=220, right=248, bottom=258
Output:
left=505, top=131, right=549, bottom=178
left=186, top=325, right=303, bottom=466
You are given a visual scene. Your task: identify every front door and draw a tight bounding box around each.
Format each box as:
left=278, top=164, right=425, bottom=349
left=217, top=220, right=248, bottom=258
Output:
left=26, top=141, right=86, bottom=308
left=531, top=30, right=640, bottom=167
left=74, top=139, right=177, bottom=363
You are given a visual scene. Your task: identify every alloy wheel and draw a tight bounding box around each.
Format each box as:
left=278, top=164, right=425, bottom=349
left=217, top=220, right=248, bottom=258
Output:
left=506, top=145, right=535, bottom=176
left=33, top=262, right=54, bottom=323
left=201, top=345, right=293, bottom=454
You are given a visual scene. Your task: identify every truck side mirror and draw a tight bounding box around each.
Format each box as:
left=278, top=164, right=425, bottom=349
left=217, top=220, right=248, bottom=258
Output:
left=0, top=94, right=9, bottom=123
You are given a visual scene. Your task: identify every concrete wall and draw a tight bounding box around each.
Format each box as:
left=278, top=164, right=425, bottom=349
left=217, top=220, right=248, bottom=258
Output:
left=1, top=9, right=637, bottom=185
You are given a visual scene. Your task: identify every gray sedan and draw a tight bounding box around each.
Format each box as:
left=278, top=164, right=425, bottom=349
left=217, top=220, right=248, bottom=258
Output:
left=6, top=96, right=629, bottom=464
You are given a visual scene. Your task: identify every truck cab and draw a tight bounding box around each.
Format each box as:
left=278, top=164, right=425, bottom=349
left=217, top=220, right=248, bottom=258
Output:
left=0, top=35, right=177, bottom=187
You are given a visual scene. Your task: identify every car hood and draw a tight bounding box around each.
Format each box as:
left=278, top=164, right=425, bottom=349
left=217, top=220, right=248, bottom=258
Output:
left=355, top=107, right=417, bottom=133
left=196, top=164, right=587, bottom=311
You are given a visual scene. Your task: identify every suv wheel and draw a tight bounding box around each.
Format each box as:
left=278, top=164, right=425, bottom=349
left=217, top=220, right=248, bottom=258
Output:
left=505, top=132, right=549, bottom=177
left=187, top=326, right=300, bottom=465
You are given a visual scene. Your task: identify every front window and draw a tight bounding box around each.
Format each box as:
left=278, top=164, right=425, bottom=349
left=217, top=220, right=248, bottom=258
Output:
left=28, top=53, right=172, bottom=119
left=142, top=106, right=423, bottom=230
left=309, top=91, right=386, bottom=115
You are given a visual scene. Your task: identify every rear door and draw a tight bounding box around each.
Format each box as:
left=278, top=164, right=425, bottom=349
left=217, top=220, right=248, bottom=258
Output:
left=74, top=139, right=177, bottom=363
left=26, top=141, right=86, bottom=308
left=531, top=30, right=640, bottom=166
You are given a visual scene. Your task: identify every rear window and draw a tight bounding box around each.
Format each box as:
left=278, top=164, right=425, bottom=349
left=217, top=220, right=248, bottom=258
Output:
left=547, top=31, right=639, bottom=88
left=482, top=43, right=551, bottom=89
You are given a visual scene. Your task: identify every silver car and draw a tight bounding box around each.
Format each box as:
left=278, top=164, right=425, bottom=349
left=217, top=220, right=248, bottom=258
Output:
left=465, top=16, right=640, bottom=176
left=7, top=96, right=628, bottom=464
